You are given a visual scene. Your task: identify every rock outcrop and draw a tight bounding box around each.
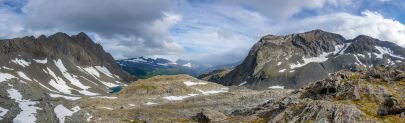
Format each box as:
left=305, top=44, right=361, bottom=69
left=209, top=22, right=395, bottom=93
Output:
left=233, top=65, right=405, bottom=123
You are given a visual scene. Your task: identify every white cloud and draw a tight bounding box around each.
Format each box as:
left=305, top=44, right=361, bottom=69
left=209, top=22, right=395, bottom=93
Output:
left=219, top=0, right=353, bottom=19
left=170, top=5, right=270, bottom=64
left=278, top=10, right=405, bottom=47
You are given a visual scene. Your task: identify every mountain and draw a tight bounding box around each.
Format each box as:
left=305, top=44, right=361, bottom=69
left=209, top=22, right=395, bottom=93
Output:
left=0, top=32, right=135, bottom=122
left=200, top=29, right=405, bottom=89
left=117, top=57, right=233, bottom=79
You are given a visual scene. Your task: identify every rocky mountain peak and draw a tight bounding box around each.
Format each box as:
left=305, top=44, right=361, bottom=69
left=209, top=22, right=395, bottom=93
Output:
left=201, top=30, right=405, bottom=89
left=0, top=32, right=135, bottom=82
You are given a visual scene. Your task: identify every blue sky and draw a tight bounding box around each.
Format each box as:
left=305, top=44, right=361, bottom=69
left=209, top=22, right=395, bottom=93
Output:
left=1, top=0, right=405, bottom=65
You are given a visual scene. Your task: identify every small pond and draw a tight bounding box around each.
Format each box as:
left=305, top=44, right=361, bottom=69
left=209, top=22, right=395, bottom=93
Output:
left=109, top=86, right=123, bottom=93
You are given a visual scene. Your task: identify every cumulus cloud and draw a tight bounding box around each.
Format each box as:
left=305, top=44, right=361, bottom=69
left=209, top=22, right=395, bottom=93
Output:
left=218, top=0, right=353, bottom=19
left=171, top=5, right=270, bottom=65
left=278, top=10, right=405, bottom=47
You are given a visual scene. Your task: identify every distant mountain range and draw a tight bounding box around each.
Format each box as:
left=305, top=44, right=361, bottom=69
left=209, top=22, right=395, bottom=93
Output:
left=200, top=29, right=405, bottom=89
left=116, top=57, right=240, bottom=79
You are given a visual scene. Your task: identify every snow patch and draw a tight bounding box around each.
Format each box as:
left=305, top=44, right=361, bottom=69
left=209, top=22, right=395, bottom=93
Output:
left=183, top=81, right=207, bottom=86
left=81, top=66, right=119, bottom=87
left=197, top=88, right=228, bottom=95
left=17, top=71, right=32, bottom=81
left=290, top=52, right=331, bottom=69
left=90, top=96, right=118, bottom=99
left=335, top=43, right=351, bottom=55
left=82, top=67, right=101, bottom=78
left=100, top=107, right=113, bottom=110
left=7, top=88, right=42, bottom=123
left=33, top=79, right=57, bottom=92
left=269, top=85, right=284, bottom=89
left=163, top=94, right=199, bottom=101
left=11, top=58, right=31, bottom=67
left=239, top=81, right=247, bottom=86
left=278, top=69, right=286, bottom=72
left=77, top=90, right=99, bottom=96
left=54, top=105, right=80, bottom=123
left=354, top=55, right=368, bottom=68
left=54, top=60, right=91, bottom=90
left=0, top=73, right=16, bottom=83
left=95, top=66, right=114, bottom=78
left=374, top=46, right=404, bottom=59
left=2, top=66, right=13, bottom=70
left=49, top=93, right=81, bottom=100
left=0, top=107, right=8, bottom=120
left=86, top=113, right=93, bottom=121
left=146, top=102, right=157, bottom=105
left=277, top=62, right=282, bottom=66
left=33, top=58, right=47, bottom=64
left=46, top=67, right=73, bottom=94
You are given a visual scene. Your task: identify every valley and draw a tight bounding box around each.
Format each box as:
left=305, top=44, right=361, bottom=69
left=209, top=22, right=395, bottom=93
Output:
left=0, top=30, right=403, bottom=123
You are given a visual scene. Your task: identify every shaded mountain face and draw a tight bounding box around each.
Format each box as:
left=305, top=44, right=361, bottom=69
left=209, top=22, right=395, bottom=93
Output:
left=201, top=30, right=405, bottom=89
left=117, top=57, right=237, bottom=79
left=0, top=32, right=135, bottom=122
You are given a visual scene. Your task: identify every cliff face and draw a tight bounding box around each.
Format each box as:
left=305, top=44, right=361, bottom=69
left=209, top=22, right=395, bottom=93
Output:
left=201, top=30, right=405, bottom=89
